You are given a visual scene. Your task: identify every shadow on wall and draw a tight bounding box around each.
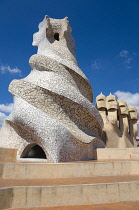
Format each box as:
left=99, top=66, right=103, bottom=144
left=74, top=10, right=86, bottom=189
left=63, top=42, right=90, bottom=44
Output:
left=21, top=144, right=47, bottom=159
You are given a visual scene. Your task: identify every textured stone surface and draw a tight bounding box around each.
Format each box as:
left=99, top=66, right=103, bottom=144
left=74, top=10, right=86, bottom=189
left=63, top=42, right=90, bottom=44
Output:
left=0, top=16, right=105, bottom=162
left=96, top=93, right=138, bottom=148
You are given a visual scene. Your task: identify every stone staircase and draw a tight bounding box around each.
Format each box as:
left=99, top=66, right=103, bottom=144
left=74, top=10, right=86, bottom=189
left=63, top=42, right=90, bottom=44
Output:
left=1, top=148, right=139, bottom=209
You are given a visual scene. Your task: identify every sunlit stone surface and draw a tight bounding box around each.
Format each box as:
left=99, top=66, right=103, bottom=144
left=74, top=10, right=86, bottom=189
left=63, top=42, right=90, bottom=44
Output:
left=0, top=16, right=105, bottom=162
left=96, top=92, right=138, bottom=148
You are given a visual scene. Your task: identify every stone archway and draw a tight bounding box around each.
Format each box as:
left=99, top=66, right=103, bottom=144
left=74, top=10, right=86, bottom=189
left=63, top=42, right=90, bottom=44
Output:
left=21, top=144, right=47, bottom=159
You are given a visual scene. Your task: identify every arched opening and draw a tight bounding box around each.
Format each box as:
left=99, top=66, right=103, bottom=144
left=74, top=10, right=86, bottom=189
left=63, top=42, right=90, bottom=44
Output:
left=21, top=144, right=47, bottom=159
left=54, top=32, right=59, bottom=41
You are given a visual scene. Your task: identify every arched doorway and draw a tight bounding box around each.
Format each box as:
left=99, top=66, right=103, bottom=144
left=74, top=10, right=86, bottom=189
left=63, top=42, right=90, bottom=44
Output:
left=21, top=144, right=47, bottom=159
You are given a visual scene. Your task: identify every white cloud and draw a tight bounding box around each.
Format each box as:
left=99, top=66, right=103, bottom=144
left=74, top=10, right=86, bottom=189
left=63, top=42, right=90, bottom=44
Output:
left=0, top=112, right=7, bottom=125
left=119, top=50, right=138, bottom=69
left=92, top=59, right=101, bottom=70
left=132, top=52, right=138, bottom=56
left=124, top=57, right=132, bottom=65
left=0, top=65, right=21, bottom=74
left=124, top=57, right=133, bottom=69
left=114, top=91, right=139, bottom=113
left=119, top=50, right=129, bottom=58
left=119, top=50, right=135, bottom=69
left=0, top=103, right=13, bottom=113
left=0, top=103, right=13, bottom=126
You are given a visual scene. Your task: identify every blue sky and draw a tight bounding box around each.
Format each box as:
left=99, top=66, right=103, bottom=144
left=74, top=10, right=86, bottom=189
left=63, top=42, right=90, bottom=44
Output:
left=0, top=0, right=139, bottom=127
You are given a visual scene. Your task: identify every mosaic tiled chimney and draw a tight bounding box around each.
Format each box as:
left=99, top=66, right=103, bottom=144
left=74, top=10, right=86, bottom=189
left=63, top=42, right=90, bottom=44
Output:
left=96, top=93, right=138, bottom=148
left=0, top=16, right=105, bottom=162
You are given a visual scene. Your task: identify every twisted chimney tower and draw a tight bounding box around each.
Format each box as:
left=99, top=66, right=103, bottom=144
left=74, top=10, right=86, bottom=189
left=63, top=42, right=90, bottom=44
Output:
left=0, top=16, right=105, bottom=162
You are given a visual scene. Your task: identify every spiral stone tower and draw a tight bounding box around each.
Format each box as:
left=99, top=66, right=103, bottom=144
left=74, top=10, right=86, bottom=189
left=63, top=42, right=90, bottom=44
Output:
left=0, top=16, right=105, bottom=162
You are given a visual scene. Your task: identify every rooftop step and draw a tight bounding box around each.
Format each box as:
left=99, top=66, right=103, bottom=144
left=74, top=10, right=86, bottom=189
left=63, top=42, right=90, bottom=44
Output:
left=1, top=160, right=139, bottom=179
left=95, top=148, right=139, bottom=160
left=1, top=175, right=139, bottom=188
left=1, top=148, right=139, bottom=209
left=1, top=177, right=139, bottom=209
left=5, top=201, right=139, bottom=210
left=131, top=154, right=139, bottom=160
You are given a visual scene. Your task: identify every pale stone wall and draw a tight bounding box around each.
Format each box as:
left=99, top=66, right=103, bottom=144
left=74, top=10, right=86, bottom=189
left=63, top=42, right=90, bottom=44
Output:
left=96, top=93, right=138, bottom=148
left=1, top=182, right=139, bottom=209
